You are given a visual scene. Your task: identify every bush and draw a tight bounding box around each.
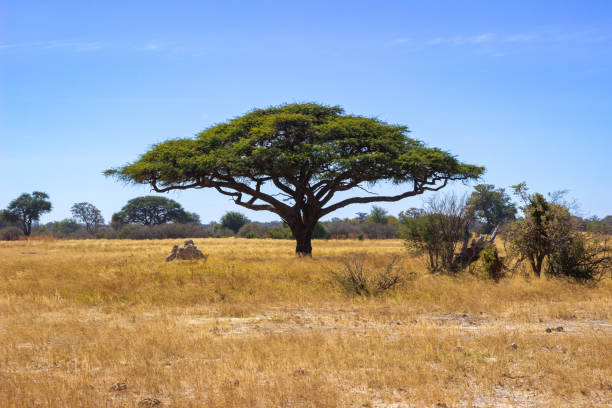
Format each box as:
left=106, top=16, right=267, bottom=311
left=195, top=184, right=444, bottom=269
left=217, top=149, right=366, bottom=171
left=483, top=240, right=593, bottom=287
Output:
left=312, top=222, right=331, bottom=239
left=330, top=254, right=406, bottom=296
left=400, top=194, right=470, bottom=273
left=479, top=244, right=505, bottom=281
left=237, top=222, right=274, bottom=238
left=547, top=235, right=612, bottom=282
left=266, top=226, right=293, bottom=239
left=0, top=226, right=23, bottom=241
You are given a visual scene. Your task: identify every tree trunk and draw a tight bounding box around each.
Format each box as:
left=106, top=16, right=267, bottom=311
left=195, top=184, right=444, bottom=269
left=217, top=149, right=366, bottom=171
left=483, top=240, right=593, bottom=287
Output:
left=451, top=225, right=499, bottom=271
left=535, top=254, right=544, bottom=277
left=294, top=229, right=313, bottom=256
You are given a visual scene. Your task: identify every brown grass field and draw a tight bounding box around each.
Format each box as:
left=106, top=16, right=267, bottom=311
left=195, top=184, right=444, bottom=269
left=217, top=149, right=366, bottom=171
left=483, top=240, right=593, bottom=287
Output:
left=0, top=238, right=610, bottom=407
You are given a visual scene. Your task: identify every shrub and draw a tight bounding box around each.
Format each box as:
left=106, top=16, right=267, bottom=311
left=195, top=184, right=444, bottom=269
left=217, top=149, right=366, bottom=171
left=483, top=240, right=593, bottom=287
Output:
left=330, top=255, right=406, bottom=296
left=312, top=222, right=331, bottom=239
left=237, top=222, right=274, bottom=238
left=400, top=194, right=470, bottom=273
left=547, top=235, right=612, bottom=282
left=48, top=219, right=82, bottom=237
left=479, top=244, right=505, bottom=281
left=0, top=226, right=23, bottom=241
left=266, top=226, right=293, bottom=239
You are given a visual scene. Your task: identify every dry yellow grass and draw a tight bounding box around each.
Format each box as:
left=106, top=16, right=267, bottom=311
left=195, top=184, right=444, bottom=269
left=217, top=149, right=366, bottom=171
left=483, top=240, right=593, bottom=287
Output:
left=0, top=238, right=610, bottom=407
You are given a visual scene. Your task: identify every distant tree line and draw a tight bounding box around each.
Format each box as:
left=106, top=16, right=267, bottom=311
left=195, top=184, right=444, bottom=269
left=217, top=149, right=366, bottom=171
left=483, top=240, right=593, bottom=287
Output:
left=1, top=187, right=611, bottom=282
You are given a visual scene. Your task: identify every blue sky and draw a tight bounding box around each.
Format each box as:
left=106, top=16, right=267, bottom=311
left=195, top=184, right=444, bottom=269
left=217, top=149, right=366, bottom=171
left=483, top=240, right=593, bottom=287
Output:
left=1, top=1, right=611, bottom=224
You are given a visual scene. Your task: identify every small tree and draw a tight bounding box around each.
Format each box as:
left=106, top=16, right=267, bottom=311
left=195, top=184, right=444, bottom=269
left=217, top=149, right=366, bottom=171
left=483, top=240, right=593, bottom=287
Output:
left=367, top=206, right=389, bottom=224
left=112, top=196, right=198, bottom=226
left=71, top=202, right=105, bottom=234
left=220, top=211, right=250, bottom=233
left=105, top=103, right=483, bottom=256
left=479, top=244, right=505, bottom=281
left=3, top=192, right=52, bottom=236
left=466, top=184, right=516, bottom=233
left=505, top=184, right=574, bottom=277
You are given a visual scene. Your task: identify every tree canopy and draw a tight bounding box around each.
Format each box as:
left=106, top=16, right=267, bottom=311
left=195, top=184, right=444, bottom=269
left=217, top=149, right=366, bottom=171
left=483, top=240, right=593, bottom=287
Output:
left=466, top=184, right=516, bottom=233
left=2, top=192, right=52, bottom=235
left=106, top=103, right=483, bottom=255
left=220, top=211, right=250, bottom=233
left=111, top=196, right=200, bottom=226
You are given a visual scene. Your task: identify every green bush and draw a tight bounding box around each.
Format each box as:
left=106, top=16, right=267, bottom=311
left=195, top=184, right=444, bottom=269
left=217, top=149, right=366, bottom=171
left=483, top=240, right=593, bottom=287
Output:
left=547, top=235, right=611, bottom=282
left=312, top=222, right=330, bottom=239
left=480, top=244, right=505, bottom=281
left=266, top=226, right=293, bottom=239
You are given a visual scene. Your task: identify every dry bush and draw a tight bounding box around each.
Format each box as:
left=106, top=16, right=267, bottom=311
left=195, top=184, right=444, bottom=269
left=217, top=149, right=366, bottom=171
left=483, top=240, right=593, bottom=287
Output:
left=330, top=254, right=408, bottom=296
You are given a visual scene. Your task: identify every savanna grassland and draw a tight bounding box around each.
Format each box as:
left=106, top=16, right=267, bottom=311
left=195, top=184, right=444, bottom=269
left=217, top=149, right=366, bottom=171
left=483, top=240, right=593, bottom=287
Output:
left=0, top=238, right=610, bottom=407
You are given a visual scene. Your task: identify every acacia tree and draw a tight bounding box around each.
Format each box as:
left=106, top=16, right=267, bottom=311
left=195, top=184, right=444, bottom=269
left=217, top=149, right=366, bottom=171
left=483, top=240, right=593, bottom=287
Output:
left=106, top=103, right=483, bottom=255
left=2, top=192, right=52, bottom=236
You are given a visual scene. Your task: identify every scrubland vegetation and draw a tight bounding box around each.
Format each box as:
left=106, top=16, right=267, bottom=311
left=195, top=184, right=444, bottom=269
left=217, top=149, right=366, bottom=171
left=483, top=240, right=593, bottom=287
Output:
left=1, top=238, right=610, bottom=407
left=1, top=104, right=610, bottom=406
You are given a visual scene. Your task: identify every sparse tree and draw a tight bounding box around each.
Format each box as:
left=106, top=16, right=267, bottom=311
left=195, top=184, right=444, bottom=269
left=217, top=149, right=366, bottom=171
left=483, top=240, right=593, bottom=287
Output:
left=71, top=202, right=105, bottom=234
left=3, top=192, right=52, bottom=236
left=106, top=103, right=483, bottom=255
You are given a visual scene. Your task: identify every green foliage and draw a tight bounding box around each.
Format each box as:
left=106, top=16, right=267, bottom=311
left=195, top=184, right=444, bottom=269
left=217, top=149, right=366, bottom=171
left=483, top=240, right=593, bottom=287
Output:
left=479, top=244, right=505, bottom=281
left=111, top=196, right=199, bottom=226
left=266, top=226, right=293, bottom=239
left=0, top=226, right=23, bottom=241
left=3, top=192, right=52, bottom=236
left=237, top=222, right=272, bottom=238
left=48, top=219, right=82, bottom=237
left=547, top=235, right=612, bottom=282
left=71, top=202, right=104, bottom=234
left=105, top=103, right=483, bottom=255
left=367, top=206, right=389, bottom=224
left=467, top=184, right=516, bottom=233
left=506, top=186, right=573, bottom=277
left=220, top=211, right=250, bottom=233
left=312, top=222, right=330, bottom=239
